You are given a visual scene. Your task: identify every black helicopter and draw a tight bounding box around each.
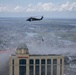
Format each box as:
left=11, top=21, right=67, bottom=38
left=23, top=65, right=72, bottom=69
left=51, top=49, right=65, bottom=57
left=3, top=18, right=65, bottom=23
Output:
left=26, top=16, right=43, bottom=22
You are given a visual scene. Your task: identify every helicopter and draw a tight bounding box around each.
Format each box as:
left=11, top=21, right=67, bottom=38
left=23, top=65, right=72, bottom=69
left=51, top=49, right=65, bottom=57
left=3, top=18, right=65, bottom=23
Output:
left=26, top=16, right=43, bottom=22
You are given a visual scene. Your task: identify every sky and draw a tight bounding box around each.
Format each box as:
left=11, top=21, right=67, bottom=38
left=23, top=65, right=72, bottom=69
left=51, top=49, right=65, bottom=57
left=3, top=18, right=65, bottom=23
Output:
left=0, top=0, right=76, bottom=18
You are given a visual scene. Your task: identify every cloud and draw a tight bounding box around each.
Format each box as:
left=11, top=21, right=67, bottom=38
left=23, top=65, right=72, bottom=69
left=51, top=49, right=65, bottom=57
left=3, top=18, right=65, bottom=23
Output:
left=0, top=2, right=76, bottom=13
left=0, top=6, right=25, bottom=13
left=59, top=2, right=76, bottom=11
left=26, top=2, right=56, bottom=12
left=0, top=6, right=7, bottom=12
left=14, top=6, right=25, bottom=12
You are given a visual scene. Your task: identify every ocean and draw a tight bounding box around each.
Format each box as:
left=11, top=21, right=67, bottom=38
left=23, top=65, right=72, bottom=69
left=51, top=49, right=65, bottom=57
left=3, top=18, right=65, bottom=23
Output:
left=0, top=18, right=76, bottom=75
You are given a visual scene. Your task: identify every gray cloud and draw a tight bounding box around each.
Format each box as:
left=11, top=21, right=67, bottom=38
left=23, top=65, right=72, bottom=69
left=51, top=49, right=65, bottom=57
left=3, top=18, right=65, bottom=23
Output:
left=0, top=2, right=76, bottom=13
